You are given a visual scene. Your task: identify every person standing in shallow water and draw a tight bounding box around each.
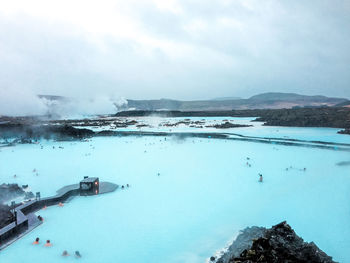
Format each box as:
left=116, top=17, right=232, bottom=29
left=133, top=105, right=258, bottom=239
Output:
left=32, top=237, right=39, bottom=245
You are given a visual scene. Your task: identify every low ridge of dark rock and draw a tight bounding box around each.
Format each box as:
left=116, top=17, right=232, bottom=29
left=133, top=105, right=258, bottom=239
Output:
left=49, top=125, right=94, bottom=139
left=0, top=124, right=94, bottom=141
left=206, top=122, right=252, bottom=129
left=338, top=128, right=350, bottom=135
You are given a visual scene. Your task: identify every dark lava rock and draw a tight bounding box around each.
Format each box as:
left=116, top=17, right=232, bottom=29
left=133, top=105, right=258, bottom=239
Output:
left=338, top=128, right=350, bottom=135
left=217, top=226, right=266, bottom=263
left=207, top=122, right=252, bottom=129
left=51, top=125, right=94, bottom=139
left=116, top=108, right=350, bottom=130
left=0, top=183, right=25, bottom=203
left=43, top=125, right=94, bottom=140
left=24, top=191, right=35, bottom=199
left=96, top=130, right=117, bottom=136
left=217, top=221, right=335, bottom=263
left=0, top=123, right=94, bottom=141
left=136, top=124, right=149, bottom=128
left=254, top=108, right=350, bottom=130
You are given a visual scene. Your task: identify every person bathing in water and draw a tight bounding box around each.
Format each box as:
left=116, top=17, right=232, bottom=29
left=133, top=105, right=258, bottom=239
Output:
left=45, top=240, right=52, bottom=247
left=75, top=251, right=82, bottom=258
left=32, top=237, right=40, bottom=245
left=62, top=250, right=69, bottom=256
left=259, top=173, right=263, bottom=182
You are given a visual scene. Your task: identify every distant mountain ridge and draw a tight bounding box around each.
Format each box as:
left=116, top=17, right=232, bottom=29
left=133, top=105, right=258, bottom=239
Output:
left=126, top=92, right=349, bottom=111
left=249, top=92, right=340, bottom=102
left=38, top=92, right=349, bottom=111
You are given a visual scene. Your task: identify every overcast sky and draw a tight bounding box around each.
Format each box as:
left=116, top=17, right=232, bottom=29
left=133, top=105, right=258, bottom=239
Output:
left=0, top=0, right=349, bottom=102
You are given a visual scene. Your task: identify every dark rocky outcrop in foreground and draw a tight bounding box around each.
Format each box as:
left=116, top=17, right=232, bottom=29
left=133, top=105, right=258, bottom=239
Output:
left=214, top=221, right=335, bottom=263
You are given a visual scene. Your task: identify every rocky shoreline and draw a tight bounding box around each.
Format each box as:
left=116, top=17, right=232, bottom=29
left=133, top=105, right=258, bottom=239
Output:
left=0, top=183, right=25, bottom=203
left=212, top=221, right=336, bottom=263
left=0, top=118, right=253, bottom=144
left=116, top=107, right=350, bottom=132
left=1, top=107, right=350, bottom=143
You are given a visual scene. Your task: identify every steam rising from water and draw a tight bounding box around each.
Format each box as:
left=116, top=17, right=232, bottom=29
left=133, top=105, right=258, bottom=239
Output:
left=0, top=88, right=48, bottom=117
left=42, top=96, right=128, bottom=119
left=0, top=88, right=128, bottom=118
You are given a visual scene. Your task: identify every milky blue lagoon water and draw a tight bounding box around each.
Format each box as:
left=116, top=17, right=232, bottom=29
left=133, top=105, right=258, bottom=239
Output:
left=1, top=119, right=349, bottom=262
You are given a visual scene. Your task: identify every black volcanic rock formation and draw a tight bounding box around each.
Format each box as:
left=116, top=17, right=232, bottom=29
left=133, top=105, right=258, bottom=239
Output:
left=254, top=108, right=350, bottom=129
left=0, top=183, right=25, bottom=203
left=215, top=221, right=335, bottom=263
left=338, top=128, right=350, bottom=135
left=0, top=123, right=94, bottom=141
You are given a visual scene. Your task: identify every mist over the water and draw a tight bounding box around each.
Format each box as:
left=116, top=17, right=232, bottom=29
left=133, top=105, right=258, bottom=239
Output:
left=42, top=95, right=128, bottom=119
left=0, top=88, right=48, bottom=117
left=0, top=88, right=127, bottom=117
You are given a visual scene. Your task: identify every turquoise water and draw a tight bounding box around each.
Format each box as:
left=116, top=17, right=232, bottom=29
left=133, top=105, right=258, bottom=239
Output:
left=0, top=122, right=350, bottom=262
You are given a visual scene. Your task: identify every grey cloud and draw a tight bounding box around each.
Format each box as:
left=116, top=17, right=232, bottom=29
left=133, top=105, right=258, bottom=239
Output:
left=0, top=0, right=349, bottom=116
